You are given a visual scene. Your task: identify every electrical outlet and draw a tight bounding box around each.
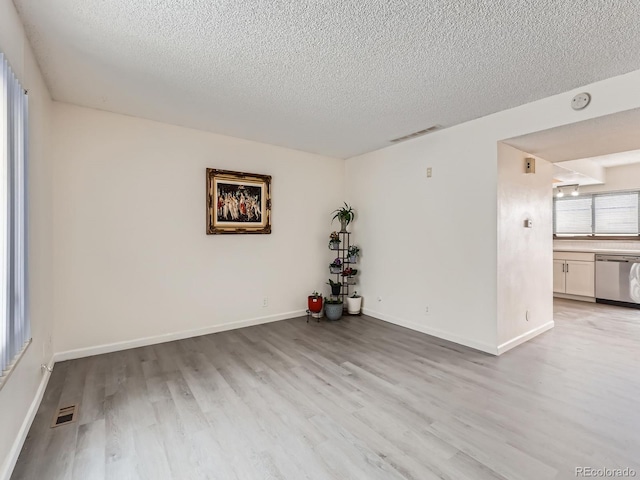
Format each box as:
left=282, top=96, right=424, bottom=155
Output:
left=426, top=167, right=432, bottom=178
left=263, top=297, right=268, bottom=307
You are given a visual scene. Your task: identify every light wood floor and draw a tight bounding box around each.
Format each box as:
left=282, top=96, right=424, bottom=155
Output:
left=12, top=299, right=640, bottom=480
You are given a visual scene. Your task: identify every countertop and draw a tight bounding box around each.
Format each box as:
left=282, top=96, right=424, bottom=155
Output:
left=554, top=248, right=640, bottom=255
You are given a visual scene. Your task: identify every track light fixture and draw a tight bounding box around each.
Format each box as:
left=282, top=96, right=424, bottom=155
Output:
left=556, top=184, right=579, bottom=198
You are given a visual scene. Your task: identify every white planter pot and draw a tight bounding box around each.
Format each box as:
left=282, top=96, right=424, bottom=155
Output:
left=346, top=296, right=362, bottom=314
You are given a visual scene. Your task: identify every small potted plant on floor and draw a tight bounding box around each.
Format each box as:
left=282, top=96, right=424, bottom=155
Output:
left=324, top=298, right=344, bottom=321
left=308, top=291, right=323, bottom=318
left=329, top=257, right=342, bottom=274
left=326, top=279, right=342, bottom=296
left=346, top=291, right=362, bottom=315
left=328, top=231, right=341, bottom=250
left=331, top=203, right=355, bottom=232
left=347, top=245, right=360, bottom=263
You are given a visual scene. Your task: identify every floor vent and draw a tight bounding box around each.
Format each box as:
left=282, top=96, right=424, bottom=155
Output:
left=51, top=405, right=78, bottom=428
left=390, top=125, right=442, bottom=143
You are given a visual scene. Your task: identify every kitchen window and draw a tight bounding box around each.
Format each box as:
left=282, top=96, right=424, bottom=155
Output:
left=554, top=190, right=640, bottom=237
left=0, top=52, right=30, bottom=389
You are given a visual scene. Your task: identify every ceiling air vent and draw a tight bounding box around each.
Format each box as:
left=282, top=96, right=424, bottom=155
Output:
left=390, top=125, right=441, bottom=143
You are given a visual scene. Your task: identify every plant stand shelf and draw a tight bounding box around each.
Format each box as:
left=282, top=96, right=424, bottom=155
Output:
left=328, top=231, right=358, bottom=311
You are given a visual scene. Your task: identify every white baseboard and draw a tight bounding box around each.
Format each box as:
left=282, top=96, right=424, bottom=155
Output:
left=0, top=358, right=54, bottom=480
left=54, top=309, right=306, bottom=362
left=553, top=293, right=595, bottom=303
left=496, top=321, right=555, bottom=355
left=362, top=308, right=498, bottom=355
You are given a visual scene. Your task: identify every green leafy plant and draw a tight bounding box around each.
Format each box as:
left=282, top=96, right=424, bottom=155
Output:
left=310, top=291, right=322, bottom=298
left=350, top=291, right=361, bottom=298
left=331, top=203, right=355, bottom=227
left=341, top=268, right=357, bottom=277
left=325, top=297, right=343, bottom=304
left=326, top=279, right=342, bottom=287
left=348, top=245, right=360, bottom=257
left=329, top=258, right=342, bottom=268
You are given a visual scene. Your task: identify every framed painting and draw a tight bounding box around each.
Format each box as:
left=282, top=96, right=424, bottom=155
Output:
left=206, top=169, right=271, bottom=234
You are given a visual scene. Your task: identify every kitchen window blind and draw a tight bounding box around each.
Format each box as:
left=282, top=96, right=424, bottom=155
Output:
left=554, top=190, right=640, bottom=236
left=554, top=196, right=593, bottom=235
left=593, top=192, right=639, bottom=235
left=1, top=52, right=30, bottom=386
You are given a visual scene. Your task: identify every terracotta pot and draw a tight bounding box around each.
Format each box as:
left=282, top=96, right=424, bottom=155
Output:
left=308, top=295, right=323, bottom=313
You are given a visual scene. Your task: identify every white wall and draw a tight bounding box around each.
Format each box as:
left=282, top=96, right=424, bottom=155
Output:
left=51, top=103, right=344, bottom=355
left=0, top=2, right=53, bottom=478
left=497, top=145, right=553, bottom=352
left=580, top=162, right=640, bottom=194
left=346, top=68, right=640, bottom=355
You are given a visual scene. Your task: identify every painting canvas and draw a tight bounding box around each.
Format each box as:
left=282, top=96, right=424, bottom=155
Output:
left=206, top=169, right=271, bottom=234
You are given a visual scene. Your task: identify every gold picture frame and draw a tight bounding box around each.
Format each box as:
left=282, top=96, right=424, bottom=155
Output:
left=206, top=169, right=271, bottom=234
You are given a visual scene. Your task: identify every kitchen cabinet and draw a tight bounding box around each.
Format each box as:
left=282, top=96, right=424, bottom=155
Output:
left=553, top=252, right=595, bottom=298
left=553, top=260, right=566, bottom=293
left=564, top=260, right=595, bottom=297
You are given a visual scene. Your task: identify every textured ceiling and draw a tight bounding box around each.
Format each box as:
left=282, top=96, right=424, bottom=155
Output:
left=505, top=108, right=640, bottom=163
left=13, top=0, right=640, bottom=158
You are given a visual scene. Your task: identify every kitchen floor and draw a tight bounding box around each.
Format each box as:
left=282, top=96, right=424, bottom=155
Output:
left=12, top=299, right=640, bottom=480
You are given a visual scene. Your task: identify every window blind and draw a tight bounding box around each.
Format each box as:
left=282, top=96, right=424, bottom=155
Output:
left=594, top=192, right=639, bottom=235
left=554, top=196, right=593, bottom=235
left=554, top=190, right=640, bottom=236
left=1, top=52, right=30, bottom=379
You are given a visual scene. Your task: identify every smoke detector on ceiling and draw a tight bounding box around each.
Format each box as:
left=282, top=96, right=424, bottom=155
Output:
left=390, top=125, right=442, bottom=143
left=571, top=92, right=591, bottom=111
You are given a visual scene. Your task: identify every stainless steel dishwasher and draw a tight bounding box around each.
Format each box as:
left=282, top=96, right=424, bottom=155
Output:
left=595, top=254, right=640, bottom=308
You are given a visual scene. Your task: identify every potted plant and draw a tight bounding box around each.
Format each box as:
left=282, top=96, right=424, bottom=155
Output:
left=347, top=245, right=360, bottom=263
left=329, top=257, right=342, bottom=274
left=341, top=267, right=358, bottom=277
left=331, top=203, right=355, bottom=232
left=326, top=279, right=342, bottom=296
left=346, top=291, right=362, bottom=315
left=308, top=291, right=323, bottom=317
left=328, top=231, right=341, bottom=250
left=324, top=298, right=344, bottom=321
left=341, top=267, right=357, bottom=284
